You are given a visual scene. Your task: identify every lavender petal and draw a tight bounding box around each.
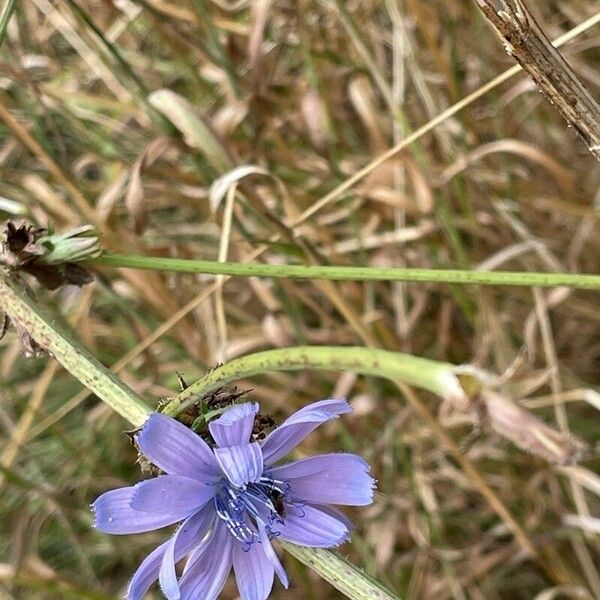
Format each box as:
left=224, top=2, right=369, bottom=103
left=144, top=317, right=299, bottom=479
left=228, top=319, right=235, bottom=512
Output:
left=314, top=504, right=354, bottom=530
left=258, top=525, right=289, bottom=589
left=135, top=413, right=220, bottom=480
left=130, top=474, right=216, bottom=515
left=232, top=537, right=275, bottom=600
left=272, top=503, right=349, bottom=547
left=159, top=505, right=216, bottom=600
left=92, top=487, right=189, bottom=534
left=214, top=442, right=264, bottom=487
left=261, top=399, right=351, bottom=466
left=269, top=453, right=374, bottom=506
left=126, top=541, right=168, bottom=600
left=179, top=520, right=234, bottom=600
left=209, top=402, right=259, bottom=447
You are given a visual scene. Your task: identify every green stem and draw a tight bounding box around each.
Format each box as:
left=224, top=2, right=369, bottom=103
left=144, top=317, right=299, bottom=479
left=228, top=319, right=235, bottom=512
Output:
left=161, top=346, right=464, bottom=416
left=190, top=0, right=242, bottom=97
left=90, top=253, right=600, bottom=289
left=282, top=543, right=401, bottom=600
left=0, top=273, right=150, bottom=427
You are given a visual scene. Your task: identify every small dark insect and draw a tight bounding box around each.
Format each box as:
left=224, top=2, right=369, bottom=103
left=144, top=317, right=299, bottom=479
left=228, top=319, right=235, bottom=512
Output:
left=204, top=386, right=250, bottom=409
left=252, top=414, right=275, bottom=441
left=270, top=489, right=286, bottom=518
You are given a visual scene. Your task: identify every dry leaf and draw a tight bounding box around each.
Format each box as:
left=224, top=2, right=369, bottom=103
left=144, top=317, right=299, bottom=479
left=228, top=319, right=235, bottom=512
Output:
left=483, top=390, right=585, bottom=464
left=125, top=137, right=170, bottom=234
left=300, top=88, right=330, bottom=152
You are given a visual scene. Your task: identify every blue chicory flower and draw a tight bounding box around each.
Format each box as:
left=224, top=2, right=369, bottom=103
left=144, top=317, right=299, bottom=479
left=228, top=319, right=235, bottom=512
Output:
left=92, top=399, right=375, bottom=600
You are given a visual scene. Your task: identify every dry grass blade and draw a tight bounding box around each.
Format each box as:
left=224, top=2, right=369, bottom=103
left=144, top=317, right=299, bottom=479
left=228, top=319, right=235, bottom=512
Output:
left=1, top=2, right=599, bottom=599
left=149, top=89, right=234, bottom=173
left=125, top=137, right=171, bottom=234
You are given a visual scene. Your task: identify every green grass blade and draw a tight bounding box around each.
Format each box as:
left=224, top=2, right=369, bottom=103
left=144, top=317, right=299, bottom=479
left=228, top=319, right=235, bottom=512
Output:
left=0, top=0, right=17, bottom=47
left=148, top=89, right=233, bottom=173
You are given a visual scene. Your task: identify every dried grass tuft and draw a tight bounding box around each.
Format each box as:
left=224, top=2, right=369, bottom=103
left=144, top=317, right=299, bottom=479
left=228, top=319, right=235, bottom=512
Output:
left=0, top=1, right=598, bottom=599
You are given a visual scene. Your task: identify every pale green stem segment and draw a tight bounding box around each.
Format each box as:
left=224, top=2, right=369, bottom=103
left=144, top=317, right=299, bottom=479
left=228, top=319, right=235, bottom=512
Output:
left=282, top=543, right=400, bottom=600
left=162, top=345, right=461, bottom=416
left=91, top=254, right=600, bottom=289
left=0, top=273, right=150, bottom=427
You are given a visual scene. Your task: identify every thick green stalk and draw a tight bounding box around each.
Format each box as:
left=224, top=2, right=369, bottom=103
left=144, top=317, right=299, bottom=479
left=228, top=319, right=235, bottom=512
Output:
left=161, top=346, right=465, bottom=416
left=0, top=273, right=150, bottom=426
left=91, top=254, right=600, bottom=289
left=282, top=543, right=400, bottom=600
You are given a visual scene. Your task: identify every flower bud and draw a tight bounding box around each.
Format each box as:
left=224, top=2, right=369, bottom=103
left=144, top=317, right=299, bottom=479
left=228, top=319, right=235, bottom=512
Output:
left=36, top=225, right=102, bottom=265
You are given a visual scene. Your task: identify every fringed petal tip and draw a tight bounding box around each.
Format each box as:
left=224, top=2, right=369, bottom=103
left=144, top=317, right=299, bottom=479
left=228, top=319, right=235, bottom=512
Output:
left=90, top=505, right=99, bottom=529
left=214, top=442, right=264, bottom=487
left=331, top=532, right=351, bottom=548
left=261, top=399, right=353, bottom=466
left=209, top=402, right=260, bottom=447
left=310, top=398, right=352, bottom=419
left=92, top=487, right=191, bottom=534
left=268, top=453, right=376, bottom=506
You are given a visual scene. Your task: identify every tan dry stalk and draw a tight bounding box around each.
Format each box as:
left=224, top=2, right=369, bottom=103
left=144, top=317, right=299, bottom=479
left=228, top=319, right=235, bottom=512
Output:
left=472, top=0, right=600, bottom=159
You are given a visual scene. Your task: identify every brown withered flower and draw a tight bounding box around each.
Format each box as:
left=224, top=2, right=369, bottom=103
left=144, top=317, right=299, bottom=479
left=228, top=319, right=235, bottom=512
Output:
left=0, top=221, right=102, bottom=353
left=0, top=220, right=101, bottom=290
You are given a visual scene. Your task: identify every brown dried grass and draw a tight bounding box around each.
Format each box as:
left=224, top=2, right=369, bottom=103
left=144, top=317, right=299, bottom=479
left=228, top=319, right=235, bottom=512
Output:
left=0, top=1, right=598, bottom=599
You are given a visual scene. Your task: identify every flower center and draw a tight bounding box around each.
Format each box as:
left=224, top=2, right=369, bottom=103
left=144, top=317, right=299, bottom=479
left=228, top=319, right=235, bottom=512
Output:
left=213, top=476, right=290, bottom=550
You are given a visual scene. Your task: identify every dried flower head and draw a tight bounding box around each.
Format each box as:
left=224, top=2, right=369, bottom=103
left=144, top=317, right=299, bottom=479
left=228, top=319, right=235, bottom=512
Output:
left=92, top=400, right=375, bottom=600
left=0, top=220, right=101, bottom=289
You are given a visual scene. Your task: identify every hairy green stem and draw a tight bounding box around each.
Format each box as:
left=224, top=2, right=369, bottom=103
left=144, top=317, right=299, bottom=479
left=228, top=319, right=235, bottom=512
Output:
left=0, top=273, right=150, bottom=426
left=91, top=254, right=600, bottom=289
left=282, top=543, right=401, bottom=600
left=161, top=346, right=465, bottom=416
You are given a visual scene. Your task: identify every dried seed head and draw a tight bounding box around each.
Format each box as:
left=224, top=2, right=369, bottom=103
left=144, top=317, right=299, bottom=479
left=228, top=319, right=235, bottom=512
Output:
left=1, top=221, right=46, bottom=267
left=0, top=220, right=100, bottom=290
